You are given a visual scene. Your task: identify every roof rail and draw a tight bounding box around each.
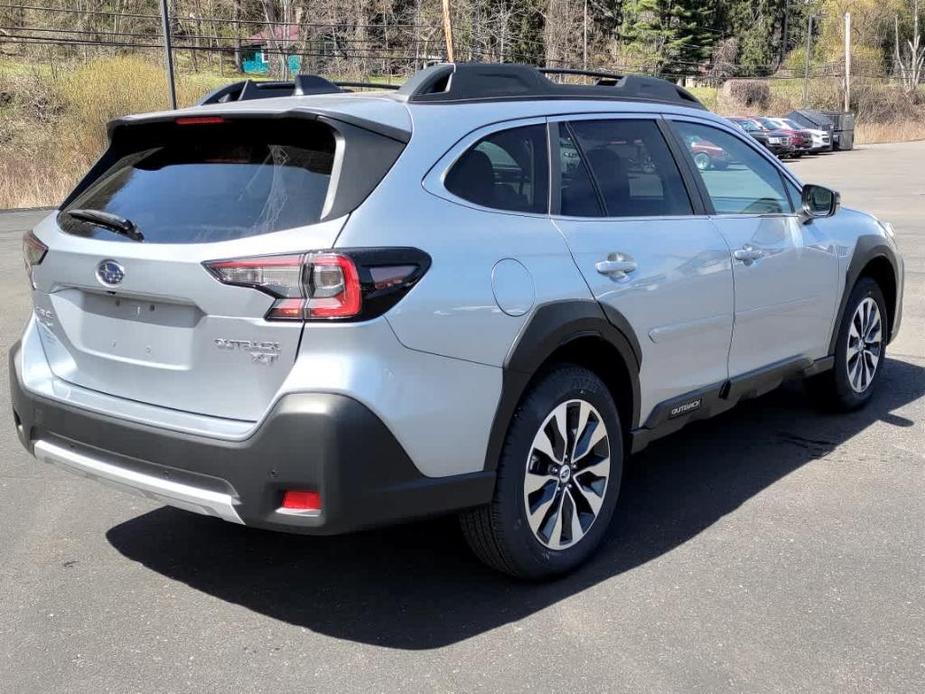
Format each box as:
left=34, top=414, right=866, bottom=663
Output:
left=538, top=67, right=623, bottom=82
left=336, top=81, right=401, bottom=92
left=197, top=75, right=398, bottom=105
left=396, top=63, right=705, bottom=109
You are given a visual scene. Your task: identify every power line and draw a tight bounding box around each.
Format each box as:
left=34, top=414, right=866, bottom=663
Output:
left=0, top=4, right=424, bottom=29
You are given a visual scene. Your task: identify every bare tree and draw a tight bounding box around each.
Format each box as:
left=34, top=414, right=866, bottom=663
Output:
left=895, top=1, right=925, bottom=95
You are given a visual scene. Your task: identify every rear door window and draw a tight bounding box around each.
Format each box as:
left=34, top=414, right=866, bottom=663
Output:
left=563, top=119, right=693, bottom=218
left=59, top=120, right=336, bottom=244
left=445, top=124, right=548, bottom=214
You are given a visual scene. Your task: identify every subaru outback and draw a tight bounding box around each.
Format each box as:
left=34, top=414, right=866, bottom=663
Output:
left=10, top=64, right=904, bottom=578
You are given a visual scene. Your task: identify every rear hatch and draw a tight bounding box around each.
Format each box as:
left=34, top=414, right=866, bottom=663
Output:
left=30, top=111, right=406, bottom=422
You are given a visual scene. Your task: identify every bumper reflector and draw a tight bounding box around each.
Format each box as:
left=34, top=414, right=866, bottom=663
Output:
left=280, top=489, right=322, bottom=514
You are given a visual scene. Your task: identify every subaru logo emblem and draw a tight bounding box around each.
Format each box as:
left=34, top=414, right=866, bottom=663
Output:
left=96, top=259, right=124, bottom=287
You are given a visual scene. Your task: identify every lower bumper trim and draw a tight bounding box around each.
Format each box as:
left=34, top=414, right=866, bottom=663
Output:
left=33, top=439, right=245, bottom=525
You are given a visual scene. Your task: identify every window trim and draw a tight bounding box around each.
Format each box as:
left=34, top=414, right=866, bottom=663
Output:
left=664, top=115, right=803, bottom=219
left=550, top=120, right=608, bottom=218
left=547, top=113, right=702, bottom=220
left=425, top=116, right=552, bottom=218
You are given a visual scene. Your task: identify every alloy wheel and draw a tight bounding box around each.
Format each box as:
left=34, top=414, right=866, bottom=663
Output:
left=523, top=399, right=611, bottom=550
left=694, top=152, right=711, bottom=171
left=846, top=297, right=882, bottom=393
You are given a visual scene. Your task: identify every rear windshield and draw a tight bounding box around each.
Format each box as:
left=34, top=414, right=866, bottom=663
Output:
left=59, top=120, right=336, bottom=244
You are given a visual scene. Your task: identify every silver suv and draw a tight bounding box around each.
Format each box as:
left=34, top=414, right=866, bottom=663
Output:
left=10, top=64, right=904, bottom=578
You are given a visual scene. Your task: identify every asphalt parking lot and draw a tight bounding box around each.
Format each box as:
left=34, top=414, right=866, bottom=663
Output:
left=1, top=143, right=922, bottom=693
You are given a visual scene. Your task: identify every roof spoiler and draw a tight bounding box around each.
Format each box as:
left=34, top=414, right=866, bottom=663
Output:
left=198, top=75, right=400, bottom=105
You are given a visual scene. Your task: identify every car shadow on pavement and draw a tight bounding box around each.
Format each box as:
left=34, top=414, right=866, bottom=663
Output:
left=107, top=358, right=924, bottom=650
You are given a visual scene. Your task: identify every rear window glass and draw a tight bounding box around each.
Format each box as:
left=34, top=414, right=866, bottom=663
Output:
left=59, top=121, right=336, bottom=244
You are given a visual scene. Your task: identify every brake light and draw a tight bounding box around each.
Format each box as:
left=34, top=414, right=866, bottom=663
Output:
left=307, top=253, right=362, bottom=318
left=203, top=248, right=430, bottom=322
left=175, top=116, right=226, bottom=126
left=23, top=231, right=47, bottom=288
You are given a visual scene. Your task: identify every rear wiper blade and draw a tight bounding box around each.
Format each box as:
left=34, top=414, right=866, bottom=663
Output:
left=65, top=209, right=144, bottom=242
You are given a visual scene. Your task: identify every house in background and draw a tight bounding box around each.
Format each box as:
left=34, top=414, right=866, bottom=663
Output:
left=238, top=24, right=301, bottom=75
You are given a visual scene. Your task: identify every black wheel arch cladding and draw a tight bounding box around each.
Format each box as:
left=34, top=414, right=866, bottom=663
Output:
left=483, top=300, right=642, bottom=472
left=828, top=234, right=901, bottom=354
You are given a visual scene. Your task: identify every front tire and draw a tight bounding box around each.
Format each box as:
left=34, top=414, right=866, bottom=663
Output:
left=806, top=277, right=887, bottom=411
left=460, top=365, right=623, bottom=579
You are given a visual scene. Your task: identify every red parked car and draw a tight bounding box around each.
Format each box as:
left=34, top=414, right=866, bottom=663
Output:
left=684, top=134, right=732, bottom=170
left=756, top=117, right=812, bottom=156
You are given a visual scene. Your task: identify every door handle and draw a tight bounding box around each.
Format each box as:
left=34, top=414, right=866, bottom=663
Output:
left=595, top=253, right=637, bottom=278
left=733, top=245, right=763, bottom=264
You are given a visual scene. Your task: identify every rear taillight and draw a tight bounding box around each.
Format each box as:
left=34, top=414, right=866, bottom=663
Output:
left=204, top=248, right=430, bottom=322
left=23, top=231, right=47, bottom=288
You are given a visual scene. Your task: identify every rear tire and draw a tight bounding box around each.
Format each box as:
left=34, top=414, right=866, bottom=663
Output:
left=460, top=365, right=623, bottom=579
left=806, top=277, right=887, bottom=411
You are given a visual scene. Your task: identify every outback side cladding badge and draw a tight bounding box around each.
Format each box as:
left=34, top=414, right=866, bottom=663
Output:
left=214, top=338, right=281, bottom=366
left=669, top=398, right=702, bottom=419
left=96, top=259, right=125, bottom=287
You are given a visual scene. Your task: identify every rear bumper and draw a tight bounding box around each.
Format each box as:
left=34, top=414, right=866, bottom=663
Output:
left=10, top=342, right=495, bottom=534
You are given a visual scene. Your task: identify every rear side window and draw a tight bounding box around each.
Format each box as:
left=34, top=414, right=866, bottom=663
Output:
left=445, top=125, right=548, bottom=214
left=60, top=120, right=336, bottom=244
left=564, top=119, right=692, bottom=218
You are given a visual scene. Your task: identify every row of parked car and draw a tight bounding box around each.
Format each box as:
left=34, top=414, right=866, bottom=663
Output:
left=715, top=109, right=855, bottom=169
left=728, top=116, right=830, bottom=160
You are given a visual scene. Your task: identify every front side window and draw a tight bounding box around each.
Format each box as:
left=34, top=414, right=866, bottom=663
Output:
left=562, top=119, right=692, bottom=218
left=445, top=124, right=548, bottom=213
left=672, top=121, right=793, bottom=215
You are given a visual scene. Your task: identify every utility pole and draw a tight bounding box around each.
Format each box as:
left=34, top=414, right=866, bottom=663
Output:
left=802, top=14, right=813, bottom=106
left=780, top=0, right=790, bottom=67
left=844, top=12, right=851, bottom=112
left=583, top=0, right=588, bottom=70
left=158, top=0, right=177, bottom=110
left=442, top=0, right=454, bottom=62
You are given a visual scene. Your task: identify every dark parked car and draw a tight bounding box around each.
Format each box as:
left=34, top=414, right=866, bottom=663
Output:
left=728, top=117, right=793, bottom=157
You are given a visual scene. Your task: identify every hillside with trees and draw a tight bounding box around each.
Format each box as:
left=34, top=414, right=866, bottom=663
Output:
left=1, top=1, right=924, bottom=207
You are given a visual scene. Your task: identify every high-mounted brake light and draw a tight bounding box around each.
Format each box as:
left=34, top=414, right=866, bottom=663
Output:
left=203, top=248, right=430, bottom=323
left=23, top=231, right=47, bottom=288
left=175, top=116, right=226, bottom=126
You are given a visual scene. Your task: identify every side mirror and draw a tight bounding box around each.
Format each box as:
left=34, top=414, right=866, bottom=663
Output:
left=801, top=184, right=840, bottom=220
